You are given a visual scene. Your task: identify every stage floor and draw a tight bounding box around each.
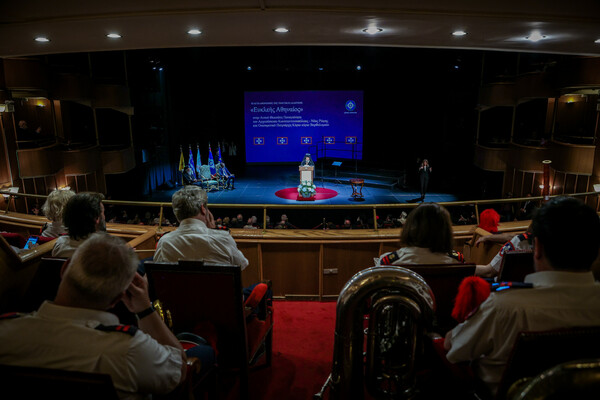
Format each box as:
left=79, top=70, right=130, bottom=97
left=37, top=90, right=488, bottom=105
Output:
left=147, top=165, right=458, bottom=205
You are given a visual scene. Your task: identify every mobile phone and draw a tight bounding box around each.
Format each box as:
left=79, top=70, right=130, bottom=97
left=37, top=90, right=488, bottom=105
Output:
left=24, top=236, right=38, bottom=249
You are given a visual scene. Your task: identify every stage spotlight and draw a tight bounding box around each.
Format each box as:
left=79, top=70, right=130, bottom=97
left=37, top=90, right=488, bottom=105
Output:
left=356, top=65, right=362, bottom=70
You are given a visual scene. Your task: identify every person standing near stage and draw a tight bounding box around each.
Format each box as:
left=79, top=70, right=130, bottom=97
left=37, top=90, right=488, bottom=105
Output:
left=419, top=159, right=432, bottom=200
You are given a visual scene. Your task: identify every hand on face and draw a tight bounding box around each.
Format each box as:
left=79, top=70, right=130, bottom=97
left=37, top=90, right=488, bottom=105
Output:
left=123, top=273, right=151, bottom=313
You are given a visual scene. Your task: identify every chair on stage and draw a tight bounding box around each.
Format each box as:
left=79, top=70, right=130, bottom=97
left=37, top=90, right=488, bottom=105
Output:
left=198, top=165, right=219, bottom=192
left=144, top=260, right=274, bottom=400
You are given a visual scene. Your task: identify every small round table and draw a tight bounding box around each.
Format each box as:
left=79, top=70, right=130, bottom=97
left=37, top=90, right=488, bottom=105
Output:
left=349, top=178, right=364, bottom=199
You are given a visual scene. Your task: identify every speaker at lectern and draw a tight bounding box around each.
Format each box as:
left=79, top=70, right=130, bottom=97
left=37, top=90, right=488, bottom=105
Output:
left=299, top=153, right=315, bottom=184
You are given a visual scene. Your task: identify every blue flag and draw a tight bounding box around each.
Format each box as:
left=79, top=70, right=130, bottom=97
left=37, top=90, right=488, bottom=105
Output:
left=217, top=142, right=223, bottom=164
left=187, top=146, right=196, bottom=179
left=208, top=143, right=216, bottom=175
left=195, top=144, right=202, bottom=177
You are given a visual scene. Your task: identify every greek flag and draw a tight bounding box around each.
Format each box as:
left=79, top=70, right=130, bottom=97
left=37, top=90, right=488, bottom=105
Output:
left=187, top=146, right=196, bottom=179
left=195, top=144, right=202, bottom=177
left=208, top=143, right=216, bottom=175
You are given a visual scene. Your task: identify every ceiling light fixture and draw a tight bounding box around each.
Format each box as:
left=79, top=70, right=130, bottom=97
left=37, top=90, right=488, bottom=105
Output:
left=452, top=30, right=467, bottom=36
left=106, top=33, right=121, bottom=39
left=273, top=27, right=289, bottom=33
left=526, top=30, right=546, bottom=42
left=356, top=65, right=362, bottom=71
left=187, top=29, right=202, bottom=35
left=34, top=37, right=50, bottom=42
left=595, top=38, right=600, bottom=44
left=362, top=27, right=383, bottom=35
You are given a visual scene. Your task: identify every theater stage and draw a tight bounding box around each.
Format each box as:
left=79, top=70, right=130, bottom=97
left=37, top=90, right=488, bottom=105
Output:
left=147, top=165, right=458, bottom=205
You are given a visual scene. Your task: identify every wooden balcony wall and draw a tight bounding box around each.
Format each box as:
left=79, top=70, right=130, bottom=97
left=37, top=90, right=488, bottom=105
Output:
left=478, top=82, right=516, bottom=107
left=62, top=146, right=103, bottom=176
left=557, top=57, right=600, bottom=88
left=50, top=73, right=92, bottom=104
left=92, top=84, right=133, bottom=115
left=16, top=144, right=63, bottom=178
left=3, top=58, right=47, bottom=93
left=515, top=71, right=558, bottom=101
left=473, top=145, right=508, bottom=172
left=550, top=140, right=595, bottom=175
left=508, top=143, right=550, bottom=173
left=101, top=146, right=136, bottom=174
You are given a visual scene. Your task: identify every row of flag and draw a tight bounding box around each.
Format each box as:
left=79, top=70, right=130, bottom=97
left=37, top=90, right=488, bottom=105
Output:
left=178, top=143, right=224, bottom=180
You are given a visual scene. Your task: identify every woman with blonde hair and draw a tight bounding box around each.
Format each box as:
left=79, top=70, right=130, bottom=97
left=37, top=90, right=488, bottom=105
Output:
left=41, top=189, right=75, bottom=238
left=375, top=203, right=458, bottom=265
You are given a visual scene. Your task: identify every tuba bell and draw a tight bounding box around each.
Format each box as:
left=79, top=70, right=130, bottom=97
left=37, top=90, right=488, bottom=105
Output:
left=316, top=266, right=435, bottom=400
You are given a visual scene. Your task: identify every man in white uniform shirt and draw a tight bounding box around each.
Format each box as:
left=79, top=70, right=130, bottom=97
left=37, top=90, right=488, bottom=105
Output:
left=444, top=196, right=600, bottom=397
left=0, top=233, right=187, bottom=399
left=154, top=185, right=248, bottom=269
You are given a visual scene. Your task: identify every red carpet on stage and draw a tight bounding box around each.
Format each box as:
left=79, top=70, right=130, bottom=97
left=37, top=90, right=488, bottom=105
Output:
left=275, top=187, right=338, bottom=201
left=222, top=300, right=337, bottom=400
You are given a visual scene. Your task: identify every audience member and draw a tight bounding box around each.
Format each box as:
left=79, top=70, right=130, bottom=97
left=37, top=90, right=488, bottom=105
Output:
left=52, top=192, right=106, bottom=258
left=230, top=214, right=244, bottom=229
left=153, top=186, right=248, bottom=269
left=444, top=196, right=600, bottom=396
left=275, top=214, right=294, bottom=229
left=0, top=233, right=213, bottom=398
left=375, top=203, right=459, bottom=265
left=475, top=224, right=533, bottom=278
left=40, top=189, right=75, bottom=238
left=517, top=193, right=536, bottom=220
left=243, top=216, right=258, bottom=229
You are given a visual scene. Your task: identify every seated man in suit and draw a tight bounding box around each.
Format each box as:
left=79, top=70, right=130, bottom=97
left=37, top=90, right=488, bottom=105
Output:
left=182, top=166, right=197, bottom=185
left=215, top=162, right=235, bottom=190
left=444, top=196, right=600, bottom=397
left=0, top=233, right=216, bottom=398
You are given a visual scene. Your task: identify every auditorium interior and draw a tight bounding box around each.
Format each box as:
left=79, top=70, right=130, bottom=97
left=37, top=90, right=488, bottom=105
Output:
left=1, top=1, right=600, bottom=399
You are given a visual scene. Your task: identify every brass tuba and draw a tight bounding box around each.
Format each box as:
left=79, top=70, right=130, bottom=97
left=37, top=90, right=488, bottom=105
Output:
left=317, top=266, right=435, bottom=400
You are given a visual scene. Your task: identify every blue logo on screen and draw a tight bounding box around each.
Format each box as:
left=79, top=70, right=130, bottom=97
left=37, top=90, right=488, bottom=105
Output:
left=253, top=137, right=264, bottom=145
left=345, top=100, right=356, bottom=112
left=324, top=137, right=335, bottom=144
left=301, top=137, right=312, bottom=145
left=277, top=137, right=288, bottom=145
left=345, top=136, right=356, bottom=144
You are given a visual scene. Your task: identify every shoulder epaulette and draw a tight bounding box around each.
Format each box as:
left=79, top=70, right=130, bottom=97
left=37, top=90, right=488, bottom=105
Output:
left=449, top=250, right=465, bottom=262
left=95, top=324, right=138, bottom=336
left=0, top=312, right=24, bottom=320
left=517, top=232, right=532, bottom=242
left=380, top=251, right=400, bottom=265
left=491, top=282, right=534, bottom=292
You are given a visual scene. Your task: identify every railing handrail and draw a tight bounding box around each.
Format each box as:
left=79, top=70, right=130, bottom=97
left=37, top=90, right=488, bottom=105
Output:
left=2, top=190, right=597, bottom=232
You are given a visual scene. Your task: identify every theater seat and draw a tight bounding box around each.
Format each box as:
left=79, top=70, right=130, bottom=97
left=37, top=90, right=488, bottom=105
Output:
left=0, top=363, right=119, bottom=400
left=0, top=232, right=27, bottom=249
left=144, top=260, right=273, bottom=400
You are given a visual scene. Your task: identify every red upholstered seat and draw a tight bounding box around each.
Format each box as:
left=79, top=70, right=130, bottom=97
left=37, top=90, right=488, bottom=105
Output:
left=0, top=232, right=27, bottom=248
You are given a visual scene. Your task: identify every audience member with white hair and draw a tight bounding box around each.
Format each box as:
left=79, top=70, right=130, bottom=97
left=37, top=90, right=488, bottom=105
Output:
left=40, top=189, right=75, bottom=238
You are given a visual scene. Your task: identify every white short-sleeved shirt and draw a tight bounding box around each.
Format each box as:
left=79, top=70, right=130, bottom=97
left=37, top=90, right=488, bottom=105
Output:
left=489, top=233, right=533, bottom=272
left=41, top=221, right=67, bottom=238
left=154, top=218, right=249, bottom=269
left=446, top=271, right=600, bottom=395
left=0, top=302, right=183, bottom=400
left=375, top=246, right=457, bottom=266
left=52, top=235, right=87, bottom=258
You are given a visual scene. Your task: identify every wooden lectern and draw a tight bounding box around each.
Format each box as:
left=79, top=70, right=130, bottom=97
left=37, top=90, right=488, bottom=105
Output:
left=299, top=166, right=314, bottom=184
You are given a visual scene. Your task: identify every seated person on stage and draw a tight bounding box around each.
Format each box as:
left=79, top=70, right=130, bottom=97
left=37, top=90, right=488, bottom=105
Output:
left=0, top=233, right=214, bottom=398
left=154, top=186, right=248, bottom=268
left=300, top=153, right=314, bottom=166
left=443, top=197, right=600, bottom=397
left=475, top=224, right=533, bottom=278
left=375, top=203, right=463, bottom=265
left=182, top=166, right=197, bottom=185
left=216, top=162, right=235, bottom=189
left=52, top=192, right=106, bottom=258
left=40, top=189, right=75, bottom=238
